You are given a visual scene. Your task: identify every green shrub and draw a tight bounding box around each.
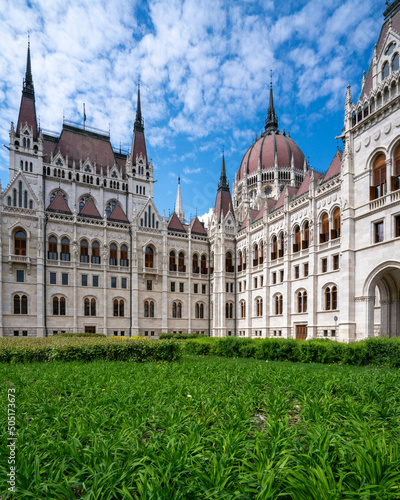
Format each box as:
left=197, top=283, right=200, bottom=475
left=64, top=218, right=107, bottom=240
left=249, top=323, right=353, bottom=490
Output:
left=159, top=333, right=208, bottom=340
left=52, top=332, right=106, bottom=338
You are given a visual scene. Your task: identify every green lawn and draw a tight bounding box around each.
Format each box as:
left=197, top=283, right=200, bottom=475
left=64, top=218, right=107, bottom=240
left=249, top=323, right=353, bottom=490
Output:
left=1, top=356, right=400, bottom=499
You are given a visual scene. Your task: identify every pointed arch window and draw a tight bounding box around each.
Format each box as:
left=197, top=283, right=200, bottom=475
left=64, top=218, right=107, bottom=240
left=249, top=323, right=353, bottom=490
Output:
left=382, top=61, right=389, bottom=80
left=293, top=226, right=301, bottom=253
left=297, top=291, right=307, bottom=313
left=169, top=251, right=176, bottom=271
left=226, top=302, right=233, bottom=319
left=302, top=221, right=310, bottom=249
left=15, top=230, right=27, bottom=256
left=48, top=236, right=58, bottom=260
left=259, top=241, right=264, bottom=265
left=325, top=286, right=337, bottom=311
left=144, top=300, right=155, bottom=318
left=271, top=236, right=277, bottom=260
left=14, top=294, right=28, bottom=314
left=145, top=247, right=154, bottom=268
left=120, top=245, right=128, bottom=267
left=256, top=298, right=263, bottom=317
left=109, top=244, right=117, bottom=266
left=253, top=244, right=259, bottom=266
left=91, top=241, right=100, bottom=264
left=392, top=53, right=399, bottom=72
left=80, top=240, right=89, bottom=263
left=320, top=213, right=329, bottom=243
left=195, top=303, right=204, bottom=319
left=201, top=255, right=207, bottom=275
left=53, top=296, right=66, bottom=315
left=240, top=300, right=246, bottom=318
left=392, top=145, right=400, bottom=191
left=178, top=252, right=185, bottom=272
left=274, top=294, right=283, bottom=315
left=226, top=252, right=233, bottom=273
left=61, top=238, right=70, bottom=261
left=332, top=208, right=341, bottom=239
left=279, top=233, right=284, bottom=258
left=371, top=154, right=387, bottom=200
left=84, top=298, right=96, bottom=316
left=192, top=254, right=199, bottom=274
left=172, top=301, right=182, bottom=318
left=238, top=250, right=243, bottom=272
left=113, top=299, right=125, bottom=317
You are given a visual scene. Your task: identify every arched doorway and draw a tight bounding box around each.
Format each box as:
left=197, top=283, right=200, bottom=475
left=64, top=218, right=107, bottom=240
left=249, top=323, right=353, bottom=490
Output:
left=364, top=263, right=400, bottom=337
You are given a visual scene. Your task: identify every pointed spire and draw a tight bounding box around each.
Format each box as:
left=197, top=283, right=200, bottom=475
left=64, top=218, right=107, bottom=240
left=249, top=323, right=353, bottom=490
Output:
left=174, top=176, right=185, bottom=223
left=23, top=36, right=34, bottom=97
left=264, top=70, right=278, bottom=134
left=218, top=148, right=229, bottom=190
left=134, top=78, right=144, bottom=131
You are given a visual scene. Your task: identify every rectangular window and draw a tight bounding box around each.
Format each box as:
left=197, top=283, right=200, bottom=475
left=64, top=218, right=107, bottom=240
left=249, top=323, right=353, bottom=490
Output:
left=171, top=282, right=175, bottom=292
left=254, top=278, right=258, bottom=288
left=144, top=331, right=149, bottom=336
left=272, top=272, right=277, bottom=284
left=294, top=266, right=299, bottom=279
left=120, top=331, right=125, bottom=337
left=50, top=272, right=56, bottom=285
left=114, top=331, right=118, bottom=336
left=151, top=331, right=155, bottom=336
left=202, top=284, right=206, bottom=294
left=22, top=331, right=27, bottom=337
left=280, top=270, right=284, bottom=283
left=375, top=221, right=384, bottom=243
left=194, top=284, right=198, bottom=293
left=17, top=270, right=24, bottom=283
left=14, top=331, right=19, bottom=337
left=62, top=273, right=68, bottom=286
left=244, top=280, right=246, bottom=290
left=93, top=276, right=99, bottom=287
left=111, top=277, right=117, bottom=288
left=226, top=283, right=229, bottom=292
left=121, top=278, right=127, bottom=289
left=260, top=276, right=263, bottom=287
left=82, top=274, right=88, bottom=286
left=179, top=282, right=184, bottom=293
left=304, top=263, right=309, bottom=277
left=331, top=329, right=336, bottom=337
left=147, top=280, right=152, bottom=291
left=395, top=215, right=400, bottom=238
left=333, top=255, right=339, bottom=270
left=239, top=282, right=242, bottom=292
left=322, top=258, right=328, bottom=273
left=323, top=329, right=328, bottom=337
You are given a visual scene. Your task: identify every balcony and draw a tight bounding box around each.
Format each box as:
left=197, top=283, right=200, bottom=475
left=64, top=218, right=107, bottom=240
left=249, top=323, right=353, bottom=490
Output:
left=331, top=228, right=340, bottom=240
left=226, top=266, right=234, bottom=273
left=192, top=266, right=200, bottom=274
left=201, top=268, right=208, bottom=275
left=9, top=254, right=31, bottom=264
left=178, top=265, right=186, bottom=273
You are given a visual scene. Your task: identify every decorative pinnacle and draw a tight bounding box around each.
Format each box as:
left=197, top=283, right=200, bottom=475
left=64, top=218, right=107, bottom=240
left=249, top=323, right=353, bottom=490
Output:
left=134, top=78, right=144, bottom=130
left=264, top=69, right=278, bottom=134
left=23, top=36, right=34, bottom=96
left=218, top=149, right=229, bottom=190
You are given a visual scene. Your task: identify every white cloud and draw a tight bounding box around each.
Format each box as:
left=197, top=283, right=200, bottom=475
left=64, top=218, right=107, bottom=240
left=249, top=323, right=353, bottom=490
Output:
left=198, top=207, right=214, bottom=227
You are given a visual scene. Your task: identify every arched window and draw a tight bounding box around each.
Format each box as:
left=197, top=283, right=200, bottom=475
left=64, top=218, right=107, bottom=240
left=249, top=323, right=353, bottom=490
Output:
left=382, top=61, right=389, bottom=80
left=80, top=240, right=89, bottom=263
left=24, top=191, right=28, bottom=209
left=325, top=287, right=331, bottom=311
left=53, top=297, right=66, bottom=315
left=303, top=221, right=309, bottom=249
left=194, top=303, right=204, bottom=319
left=371, top=154, right=386, bottom=200
left=14, top=294, right=28, bottom=315
left=172, top=301, right=182, bottom=318
left=13, top=188, right=17, bottom=207
left=256, top=298, right=263, bottom=317
left=109, top=244, right=117, bottom=266
left=89, top=298, right=96, bottom=316
left=271, top=236, right=277, bottom=260
left=320, top=213, right=329, bottom=243
left=226, top=252, right=233, bottom=273
left=92, top=241, right=100, bottom=264
left=192, top=254, right=199, bottom=273
left=61, top=238, right=70, bottom=261
left=178, top=252, right=185, bottom=272
left=113, top=299, right=125, bottom=317
left=259, top=241, right=264, bottom=265
left=332, top=286, right=337, bottom=310
left=145, top=247, right=154, bottom=268
left=275, top=294, right=283, bottom=315
left=392, top=145, right=400, bottom=191
left=279, top=233, right=284, bottom=258
left=297, top=291, right=307, bottom=313
left=201, top=255, right=207, bottom=275
left=18, top=181, right=22, bottom=208
left=7, top=196, right=11, bottom=206
left=238, top=250, right=243, bottom=272
left=240, top=300, right=246, bottom=318
left=48, top=236, right=58, bottom=260
left=106, top=200, right=117, bottom=219
left=144, top=300, right=155, bottom=318
left=293, top=226, right=301, bottom=253
left=120, top=245, right=129, bottom=267
left=253, top=244, right=259, bottom=266
left=392, top=53, right=399, bottom=72
left=169, top=251, right=176, bottom=271
left=226, top=302, right=233, bottom=319
left=195, top=303, right=200, bottom=318
left=15, top=230, right=27, bottom=256
left=332, top=208, right=341, bottom=239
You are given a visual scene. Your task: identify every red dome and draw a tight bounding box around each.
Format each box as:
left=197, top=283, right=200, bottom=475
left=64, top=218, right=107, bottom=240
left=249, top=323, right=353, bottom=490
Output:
left=238, top=131, right=306, bottom=179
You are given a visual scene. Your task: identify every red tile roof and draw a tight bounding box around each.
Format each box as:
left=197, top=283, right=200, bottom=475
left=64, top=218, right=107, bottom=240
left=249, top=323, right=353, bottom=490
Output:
left=273, top=186, right=298, bottom=210
left=17, top=95, right=38, bottom=139
left=214, top=189, right=233, bottom=222
left=190, top=217, right=207, bottom=235
left=79, top=197, right=101, bottom=218
left=266, top=198, right=276, bottom=212
left=109, top=203, right=129, bottom=222
left=47, top=192, right=71, bottom=213
left=131, top=129, right=148, bottom=166
left=253, top=202, right=265, bottom=222
left=239, top=213, right=249, bottom=231
left=295, top=170, right=324, bottom=199
left=324, top=150, right=342, bottom=182
left=168, top=212, right=186, bottom=232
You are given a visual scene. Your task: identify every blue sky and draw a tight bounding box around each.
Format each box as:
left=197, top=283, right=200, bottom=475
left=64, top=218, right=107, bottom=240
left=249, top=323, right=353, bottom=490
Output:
left=0, top=0, right=384, bottom=222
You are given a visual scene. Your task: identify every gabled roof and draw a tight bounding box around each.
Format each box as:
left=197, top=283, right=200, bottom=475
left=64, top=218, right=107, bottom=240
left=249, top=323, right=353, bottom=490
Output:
left=253, top=202, right=265, bottom=222
left=266, top=198, right=276, bottom=212
left=109, top=203, right=129, bottom=222
left=190, top=217, right=207, bottom=235
left=273, top=186, right=298, bottom=211
left=79, top=197, right=101, bottom=218
left=323, top=150, right=342, bottom=182
left=168, top=212, right=186, bottom=232
left=17, top=95, right=38, bottom=139
left=47, top=192, right=71, bottom=214
left=294, top=170, right=324, bottom=199
left=214, top=189, right=234, bottom=223
left=239, top=213, right=249, bottom=231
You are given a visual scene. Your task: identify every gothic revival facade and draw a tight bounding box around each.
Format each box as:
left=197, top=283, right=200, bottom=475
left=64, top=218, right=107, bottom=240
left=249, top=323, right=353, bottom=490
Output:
left=2, top=2, right=400, bottom=340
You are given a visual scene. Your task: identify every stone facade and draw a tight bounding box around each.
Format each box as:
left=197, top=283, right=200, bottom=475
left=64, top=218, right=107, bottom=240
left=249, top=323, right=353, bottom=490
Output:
left=1, top=3, right=400, bottom=340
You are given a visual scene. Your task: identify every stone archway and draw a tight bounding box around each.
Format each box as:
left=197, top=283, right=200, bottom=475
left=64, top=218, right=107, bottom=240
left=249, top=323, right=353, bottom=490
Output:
left=364, top=263, right=400, bottom=338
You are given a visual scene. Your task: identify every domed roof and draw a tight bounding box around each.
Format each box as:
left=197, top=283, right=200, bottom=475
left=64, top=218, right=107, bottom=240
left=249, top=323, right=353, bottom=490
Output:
left=238, top=81, right=306, bottom=180
left=238, top=131, right=306, bottom=179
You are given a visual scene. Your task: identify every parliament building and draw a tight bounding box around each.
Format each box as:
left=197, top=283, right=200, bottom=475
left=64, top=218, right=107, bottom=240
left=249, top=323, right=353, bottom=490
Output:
left=1, top=2, right=400, bottom=341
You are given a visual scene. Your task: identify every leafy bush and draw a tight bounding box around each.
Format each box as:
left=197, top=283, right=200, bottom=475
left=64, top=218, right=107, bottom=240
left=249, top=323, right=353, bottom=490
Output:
left=52, top=332, right=106, bottom=338
left=0, top=337, right=182, bottom=363
left=159, top=332, right=208, bottom=340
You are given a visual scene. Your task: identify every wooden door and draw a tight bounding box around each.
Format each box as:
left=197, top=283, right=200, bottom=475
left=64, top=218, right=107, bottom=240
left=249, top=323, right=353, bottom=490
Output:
left=85, top=326, right=96, bottom=334
left=296, top=325, right=307, bottom=340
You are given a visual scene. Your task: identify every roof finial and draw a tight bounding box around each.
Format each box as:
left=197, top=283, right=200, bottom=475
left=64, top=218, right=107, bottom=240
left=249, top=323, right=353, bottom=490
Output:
left=218, top=149, right=229, bottom=190
left=134, top=78, right=144, bottom=131
left=23, top=34, right=34, bottom=96
left=264, top=69, right=278, bottom=134
left=174, top=175, right=185, bottom=223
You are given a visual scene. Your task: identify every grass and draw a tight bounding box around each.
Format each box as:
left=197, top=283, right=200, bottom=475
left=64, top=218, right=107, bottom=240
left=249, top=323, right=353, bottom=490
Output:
left=1, top=356, right=400, bottom=499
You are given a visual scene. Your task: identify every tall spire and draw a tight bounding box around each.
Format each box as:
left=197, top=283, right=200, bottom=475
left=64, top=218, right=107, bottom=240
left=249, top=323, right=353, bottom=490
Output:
left=218, top=149, right=229, bottom=190
left=23, top=37, right=34, bottom=97
left=264, top=70, right=278, bottom=134
left=174, top=176, right=185, bottom=223
left=134, top=79, right=144, bottom=131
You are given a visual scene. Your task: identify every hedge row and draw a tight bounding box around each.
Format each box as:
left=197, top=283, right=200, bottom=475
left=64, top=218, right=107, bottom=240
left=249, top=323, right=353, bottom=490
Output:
left=0, top=337, right=182, bottom=363
left=159, top=333, right=208, bottom=340
left=184, top=336, right=400, bottom=367
left=53, top=332, right=106, bottom=338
